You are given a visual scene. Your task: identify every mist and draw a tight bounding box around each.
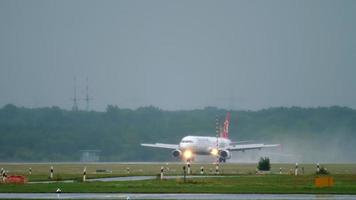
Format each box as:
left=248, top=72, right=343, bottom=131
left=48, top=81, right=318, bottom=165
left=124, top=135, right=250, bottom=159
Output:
left=1, top=0, right=356, bottom=111
left=0, top=105, right=355, bottom=163
left=0, top=1, right=355, bottom=163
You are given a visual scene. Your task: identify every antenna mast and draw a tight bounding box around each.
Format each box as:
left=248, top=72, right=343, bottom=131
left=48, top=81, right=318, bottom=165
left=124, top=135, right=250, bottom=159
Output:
left=72, top=76, right=79, bottom=111
left=85, top=77, right=93, bottom=111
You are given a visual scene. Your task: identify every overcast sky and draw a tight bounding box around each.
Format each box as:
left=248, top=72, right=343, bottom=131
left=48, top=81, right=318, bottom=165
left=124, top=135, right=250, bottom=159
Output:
left=0, top=0, right=355, bottom=111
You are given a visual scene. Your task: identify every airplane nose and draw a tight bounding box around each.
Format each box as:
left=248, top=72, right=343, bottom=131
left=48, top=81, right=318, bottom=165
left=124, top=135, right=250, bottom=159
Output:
left=179, top=143, right=192, bottom=149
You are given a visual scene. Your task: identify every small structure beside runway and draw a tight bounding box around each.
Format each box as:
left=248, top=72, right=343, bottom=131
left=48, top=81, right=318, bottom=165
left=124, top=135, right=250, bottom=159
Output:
left=2, top=175, right=27, bottom=184
left=315, top=176, right=334, bottom=188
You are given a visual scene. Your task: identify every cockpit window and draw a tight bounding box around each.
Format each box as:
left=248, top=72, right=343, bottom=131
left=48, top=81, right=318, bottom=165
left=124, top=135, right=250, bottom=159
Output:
left=181, top=140, right=193, bottom=143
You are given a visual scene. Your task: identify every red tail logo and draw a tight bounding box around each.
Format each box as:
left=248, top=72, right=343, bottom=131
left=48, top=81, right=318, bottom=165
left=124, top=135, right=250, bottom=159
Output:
left=220, top=112, right=230, bottom=138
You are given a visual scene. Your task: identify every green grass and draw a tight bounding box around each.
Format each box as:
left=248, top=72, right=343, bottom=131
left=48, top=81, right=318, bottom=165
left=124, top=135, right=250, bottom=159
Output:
left=2, top=163, right=356, bottom=177
left=0, top=163, right=355, bottom=194
left=0, top=174, right=356, bottom=194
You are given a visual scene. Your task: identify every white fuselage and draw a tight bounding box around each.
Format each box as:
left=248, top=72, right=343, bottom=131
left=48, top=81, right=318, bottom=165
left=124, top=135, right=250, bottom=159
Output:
left=179, top=136, right=230, bottom=155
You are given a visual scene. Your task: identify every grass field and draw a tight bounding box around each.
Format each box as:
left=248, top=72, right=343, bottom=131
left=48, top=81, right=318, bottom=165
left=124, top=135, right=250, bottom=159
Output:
left=0, top=174, right=355, bottom=194
left=0, top=163, right=355, bottom=194
left=2, top=162, right=356, bottom=177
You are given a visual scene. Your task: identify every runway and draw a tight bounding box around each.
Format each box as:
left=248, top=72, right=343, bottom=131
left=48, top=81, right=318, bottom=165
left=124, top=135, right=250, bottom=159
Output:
left=30, top=175, right=230, bottom=183
left=0, top=193, right=355, bottom=199
left=88, top=175, right=231, bottom=182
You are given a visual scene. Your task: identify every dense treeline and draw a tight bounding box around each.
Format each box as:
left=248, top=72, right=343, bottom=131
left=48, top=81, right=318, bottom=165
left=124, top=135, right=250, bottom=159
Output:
left=0, top=104, right=355, bottom=162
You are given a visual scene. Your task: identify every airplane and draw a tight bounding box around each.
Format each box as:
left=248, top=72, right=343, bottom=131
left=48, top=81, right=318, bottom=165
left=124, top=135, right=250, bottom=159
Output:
left=141, top=112, right=280, bottom=162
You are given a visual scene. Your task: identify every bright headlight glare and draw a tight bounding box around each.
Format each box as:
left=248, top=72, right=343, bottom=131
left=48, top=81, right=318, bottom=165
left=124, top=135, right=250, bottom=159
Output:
left=183, top=150, right=192, bottom=159
left=211, top=148, right=218, bottom=156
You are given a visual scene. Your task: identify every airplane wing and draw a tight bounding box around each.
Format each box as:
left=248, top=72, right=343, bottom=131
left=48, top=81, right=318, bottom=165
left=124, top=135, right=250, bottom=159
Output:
left=141, top=143, right=179, bottom=149
left=230, top=140, right=254, bottom=145
left=227, top=143, right=280, bottom=151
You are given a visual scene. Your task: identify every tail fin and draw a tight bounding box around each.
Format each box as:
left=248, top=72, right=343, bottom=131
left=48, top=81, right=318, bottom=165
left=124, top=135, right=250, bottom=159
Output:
left=220, top=112, right=231, bottom=138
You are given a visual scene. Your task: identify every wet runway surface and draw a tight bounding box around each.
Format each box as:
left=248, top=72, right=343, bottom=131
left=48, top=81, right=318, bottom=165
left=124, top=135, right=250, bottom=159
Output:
left=89, top=176, right=156, bottom=182
left=89, top=175, right=230, bottom=182
left=0, top=193, right=355, bottom=199
left=30, top=175, right=228, bottom=183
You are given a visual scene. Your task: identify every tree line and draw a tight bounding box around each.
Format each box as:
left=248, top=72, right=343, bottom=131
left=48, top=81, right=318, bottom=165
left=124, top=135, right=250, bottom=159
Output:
left=0, top=104, right=355, bottom=162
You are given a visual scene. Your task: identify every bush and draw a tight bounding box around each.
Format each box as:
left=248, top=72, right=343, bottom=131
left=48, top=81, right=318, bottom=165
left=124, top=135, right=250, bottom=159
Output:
left=317, top=167, right=330, bottom=175
left=258, top=157, right=271, bottom=171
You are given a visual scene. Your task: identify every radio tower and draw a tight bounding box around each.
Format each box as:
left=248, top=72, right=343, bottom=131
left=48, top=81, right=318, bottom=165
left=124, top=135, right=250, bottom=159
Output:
left=71, top=77, right=79, bottom=111
left=84, top=77, right=92, bottom=111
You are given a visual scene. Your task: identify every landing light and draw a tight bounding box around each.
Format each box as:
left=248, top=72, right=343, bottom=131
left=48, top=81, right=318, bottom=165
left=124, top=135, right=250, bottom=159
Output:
left=210, top=148, right=218, bottom=156
left=183, top=150, right=193, bottom=159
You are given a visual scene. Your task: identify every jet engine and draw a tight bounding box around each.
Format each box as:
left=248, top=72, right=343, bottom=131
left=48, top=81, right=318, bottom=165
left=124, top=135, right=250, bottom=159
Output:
left=172, top=149, right=182, bottom=158
left=219, top=150, right=231, bottom=159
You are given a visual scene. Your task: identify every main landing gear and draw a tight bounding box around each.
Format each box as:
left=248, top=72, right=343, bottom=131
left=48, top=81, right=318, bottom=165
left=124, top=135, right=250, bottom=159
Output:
left=218, top=157, right=226, bottom=163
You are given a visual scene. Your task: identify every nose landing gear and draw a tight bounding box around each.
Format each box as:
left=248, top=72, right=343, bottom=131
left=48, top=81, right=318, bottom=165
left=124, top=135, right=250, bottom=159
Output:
left=218, top=157, right=226, bottom=163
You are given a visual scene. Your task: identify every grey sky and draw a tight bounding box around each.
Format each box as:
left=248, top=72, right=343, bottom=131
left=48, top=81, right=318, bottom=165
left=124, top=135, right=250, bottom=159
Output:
left=0, top=0, right=355, bottom=111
